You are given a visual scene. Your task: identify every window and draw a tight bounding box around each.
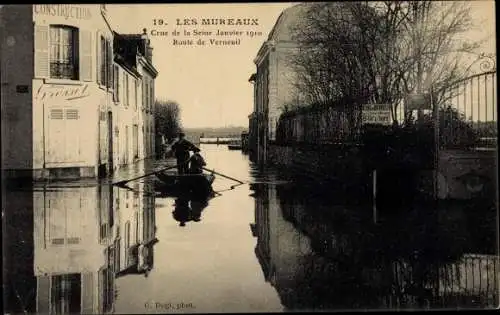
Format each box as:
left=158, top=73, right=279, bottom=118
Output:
left=99, top=36, right=106, bottom=85
left=51, top=274, right=81, bottom=314
left=50, top=25, right=78, bottom=80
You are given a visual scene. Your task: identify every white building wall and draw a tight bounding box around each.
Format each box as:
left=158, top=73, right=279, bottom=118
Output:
left=112, top=65, right=143, bottom=169
left=2, top=5, right=157, bottom=179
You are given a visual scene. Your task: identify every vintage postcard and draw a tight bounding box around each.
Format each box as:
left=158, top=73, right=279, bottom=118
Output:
left=1, top=2, right=498, bottom=313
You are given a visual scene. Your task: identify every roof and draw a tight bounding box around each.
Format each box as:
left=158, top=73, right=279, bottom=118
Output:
left=113, top=30, right=157, bottom=77
left=114, top=53, right=141, bottom=77
left=253, top=3, right=308, bottom=65
left=267, top=3, right=308, bottom=42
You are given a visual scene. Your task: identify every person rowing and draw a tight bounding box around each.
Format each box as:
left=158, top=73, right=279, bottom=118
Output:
left=188, top=148, right=206, bottom=174
left=171, top=132, right=199, bottom=175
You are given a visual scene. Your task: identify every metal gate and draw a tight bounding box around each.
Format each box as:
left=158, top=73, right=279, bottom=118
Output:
left=435, top=66, right=497, bottom=201
left=440, top=69, right=497, bottom=150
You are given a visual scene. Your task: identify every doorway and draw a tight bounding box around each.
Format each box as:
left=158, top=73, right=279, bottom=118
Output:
left=107, top=111, right=113, bottom=174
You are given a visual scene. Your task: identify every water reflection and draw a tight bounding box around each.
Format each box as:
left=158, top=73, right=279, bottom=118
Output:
left=250, top=170, right=499, bottom=310
left=3, top=147, right=498, bottom=313
left=172, top=195, right=210, bottom=227
left=3, top=173, right=156, bottom=314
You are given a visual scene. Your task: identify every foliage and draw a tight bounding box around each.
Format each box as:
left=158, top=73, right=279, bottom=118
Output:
left=289, top=1, right=486, bottom=124
left=420, top=105, right=480, bottom=148
left=154, top=99, right=182, bottom=143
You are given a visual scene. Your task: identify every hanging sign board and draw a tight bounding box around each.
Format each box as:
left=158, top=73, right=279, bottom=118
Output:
left=361, top=104, right=392, bottom=125
left=406, top=93, right=432, bottom=111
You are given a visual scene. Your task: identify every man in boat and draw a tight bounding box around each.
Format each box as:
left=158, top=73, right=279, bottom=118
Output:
left=188, top=148, right=206, bottom=174
left=171, top=132, right=199, bottom=174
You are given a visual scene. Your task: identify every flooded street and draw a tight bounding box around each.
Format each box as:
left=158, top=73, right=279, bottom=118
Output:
left=3, top=144, right=499, bottom=313
left=114, top=145, right=283, bottom=313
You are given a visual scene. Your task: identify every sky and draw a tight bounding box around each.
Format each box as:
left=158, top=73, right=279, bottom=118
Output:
left=106, top=2, right=496, bottom=128
left=107, top=3, right=294, bottom=128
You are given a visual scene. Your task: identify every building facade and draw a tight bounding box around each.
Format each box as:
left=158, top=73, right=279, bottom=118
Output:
left=113, top=30, right=158, bottom=165
left=248, top=4, right=306, bottom=164
left=0, top=4, right=157, bottom=180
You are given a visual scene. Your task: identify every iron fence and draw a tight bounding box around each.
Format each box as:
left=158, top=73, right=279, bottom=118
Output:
left=440, top=71, right=497, bottom=150
left=387, top=254, right=499, bottom=309
left=276, top=105, right=362, bottom=145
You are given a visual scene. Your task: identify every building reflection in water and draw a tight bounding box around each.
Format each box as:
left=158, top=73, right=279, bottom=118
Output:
left=114, top=180, right=157, bottom=278
left=4, top=187, right=37, bottom=313
left=33, top=184, right=117, bottom=314
left=250, top=174, right=499, bottom=311
left=3, top=177, right=157, bottom=314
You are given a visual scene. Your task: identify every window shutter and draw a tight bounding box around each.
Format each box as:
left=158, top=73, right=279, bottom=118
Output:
left=34, top=25, right=49, bottom=78
left=116, top=67, right=120, bottom=102
left=36, top=276, right=50, bottom=313
left=107, top=40, right=113, bottom=88
left=81, top=273, right=94, bottom=314
left=96, top=33, right=101, bottom=84
left=80, top=30, right=92, bottom=81
left=113, top=65, right=118, bottom=102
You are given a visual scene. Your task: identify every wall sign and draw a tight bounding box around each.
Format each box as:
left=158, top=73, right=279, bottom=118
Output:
left=362, top=104, right=392, bottom=125
left=36, top=84, right=90, bottom=101
left=33, top=4, right=92, bottom=20
left=16, top=85, right=29, bottom=93
left=406, top=93, right=432, bottom=111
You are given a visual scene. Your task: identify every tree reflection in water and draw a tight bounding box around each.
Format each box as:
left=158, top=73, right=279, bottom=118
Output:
left=251, top=180, right=498, bottom=311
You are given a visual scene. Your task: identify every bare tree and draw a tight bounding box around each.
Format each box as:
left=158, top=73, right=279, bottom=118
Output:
left=289, top=1, right=487, bottom=124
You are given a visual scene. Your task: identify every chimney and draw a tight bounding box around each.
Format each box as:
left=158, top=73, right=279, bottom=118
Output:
left=141, top=28, right=152, bottom=62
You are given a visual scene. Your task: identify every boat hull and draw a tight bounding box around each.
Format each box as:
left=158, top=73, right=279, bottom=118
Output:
left=154, top=172, right=215, bottom=198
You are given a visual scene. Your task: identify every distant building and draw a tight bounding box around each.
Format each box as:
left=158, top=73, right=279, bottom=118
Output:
left=113, top=29, right=158, bottom=161
left=248, top=4, right=307, bottom=163
left=0, top=4, right=158, bottom=180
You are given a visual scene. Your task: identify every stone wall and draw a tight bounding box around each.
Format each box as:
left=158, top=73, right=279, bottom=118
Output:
left=438, top=149, right=497, bottom=201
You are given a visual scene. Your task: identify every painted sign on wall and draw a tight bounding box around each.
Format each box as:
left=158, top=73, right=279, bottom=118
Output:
left=33, top=5, right=92, bottom=20
left=362, top=104, right=392, bottom=125
left=36, top=84, right=90, bottom=101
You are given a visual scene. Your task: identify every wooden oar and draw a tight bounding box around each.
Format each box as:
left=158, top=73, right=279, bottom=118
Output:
left=202, top=167, right=245, bottom=185
left=114, top=164, right=177, bottom=186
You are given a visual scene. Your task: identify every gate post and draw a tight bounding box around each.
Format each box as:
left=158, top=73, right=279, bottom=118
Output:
left=431, top=85, right=439, bottom=200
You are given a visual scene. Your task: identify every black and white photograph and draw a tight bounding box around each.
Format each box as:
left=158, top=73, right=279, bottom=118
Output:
left=1, top=2, right=498, bottom=313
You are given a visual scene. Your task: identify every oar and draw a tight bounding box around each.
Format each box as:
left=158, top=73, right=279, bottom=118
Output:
left=114, top=164, right=177, bottom=186
left=202, top=167, right=245, bottom=185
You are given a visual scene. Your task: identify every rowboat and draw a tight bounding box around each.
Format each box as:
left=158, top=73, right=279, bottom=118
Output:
left=227, top=140, right=242, bottom=150
left=154, top=172, right=215, bottom=197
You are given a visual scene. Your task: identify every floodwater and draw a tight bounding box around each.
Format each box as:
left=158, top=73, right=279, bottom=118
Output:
left=3, top=144, right=499, bottom=314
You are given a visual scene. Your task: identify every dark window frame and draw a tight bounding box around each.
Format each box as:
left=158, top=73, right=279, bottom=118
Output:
left=49, top=25, right=79, bottom=80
